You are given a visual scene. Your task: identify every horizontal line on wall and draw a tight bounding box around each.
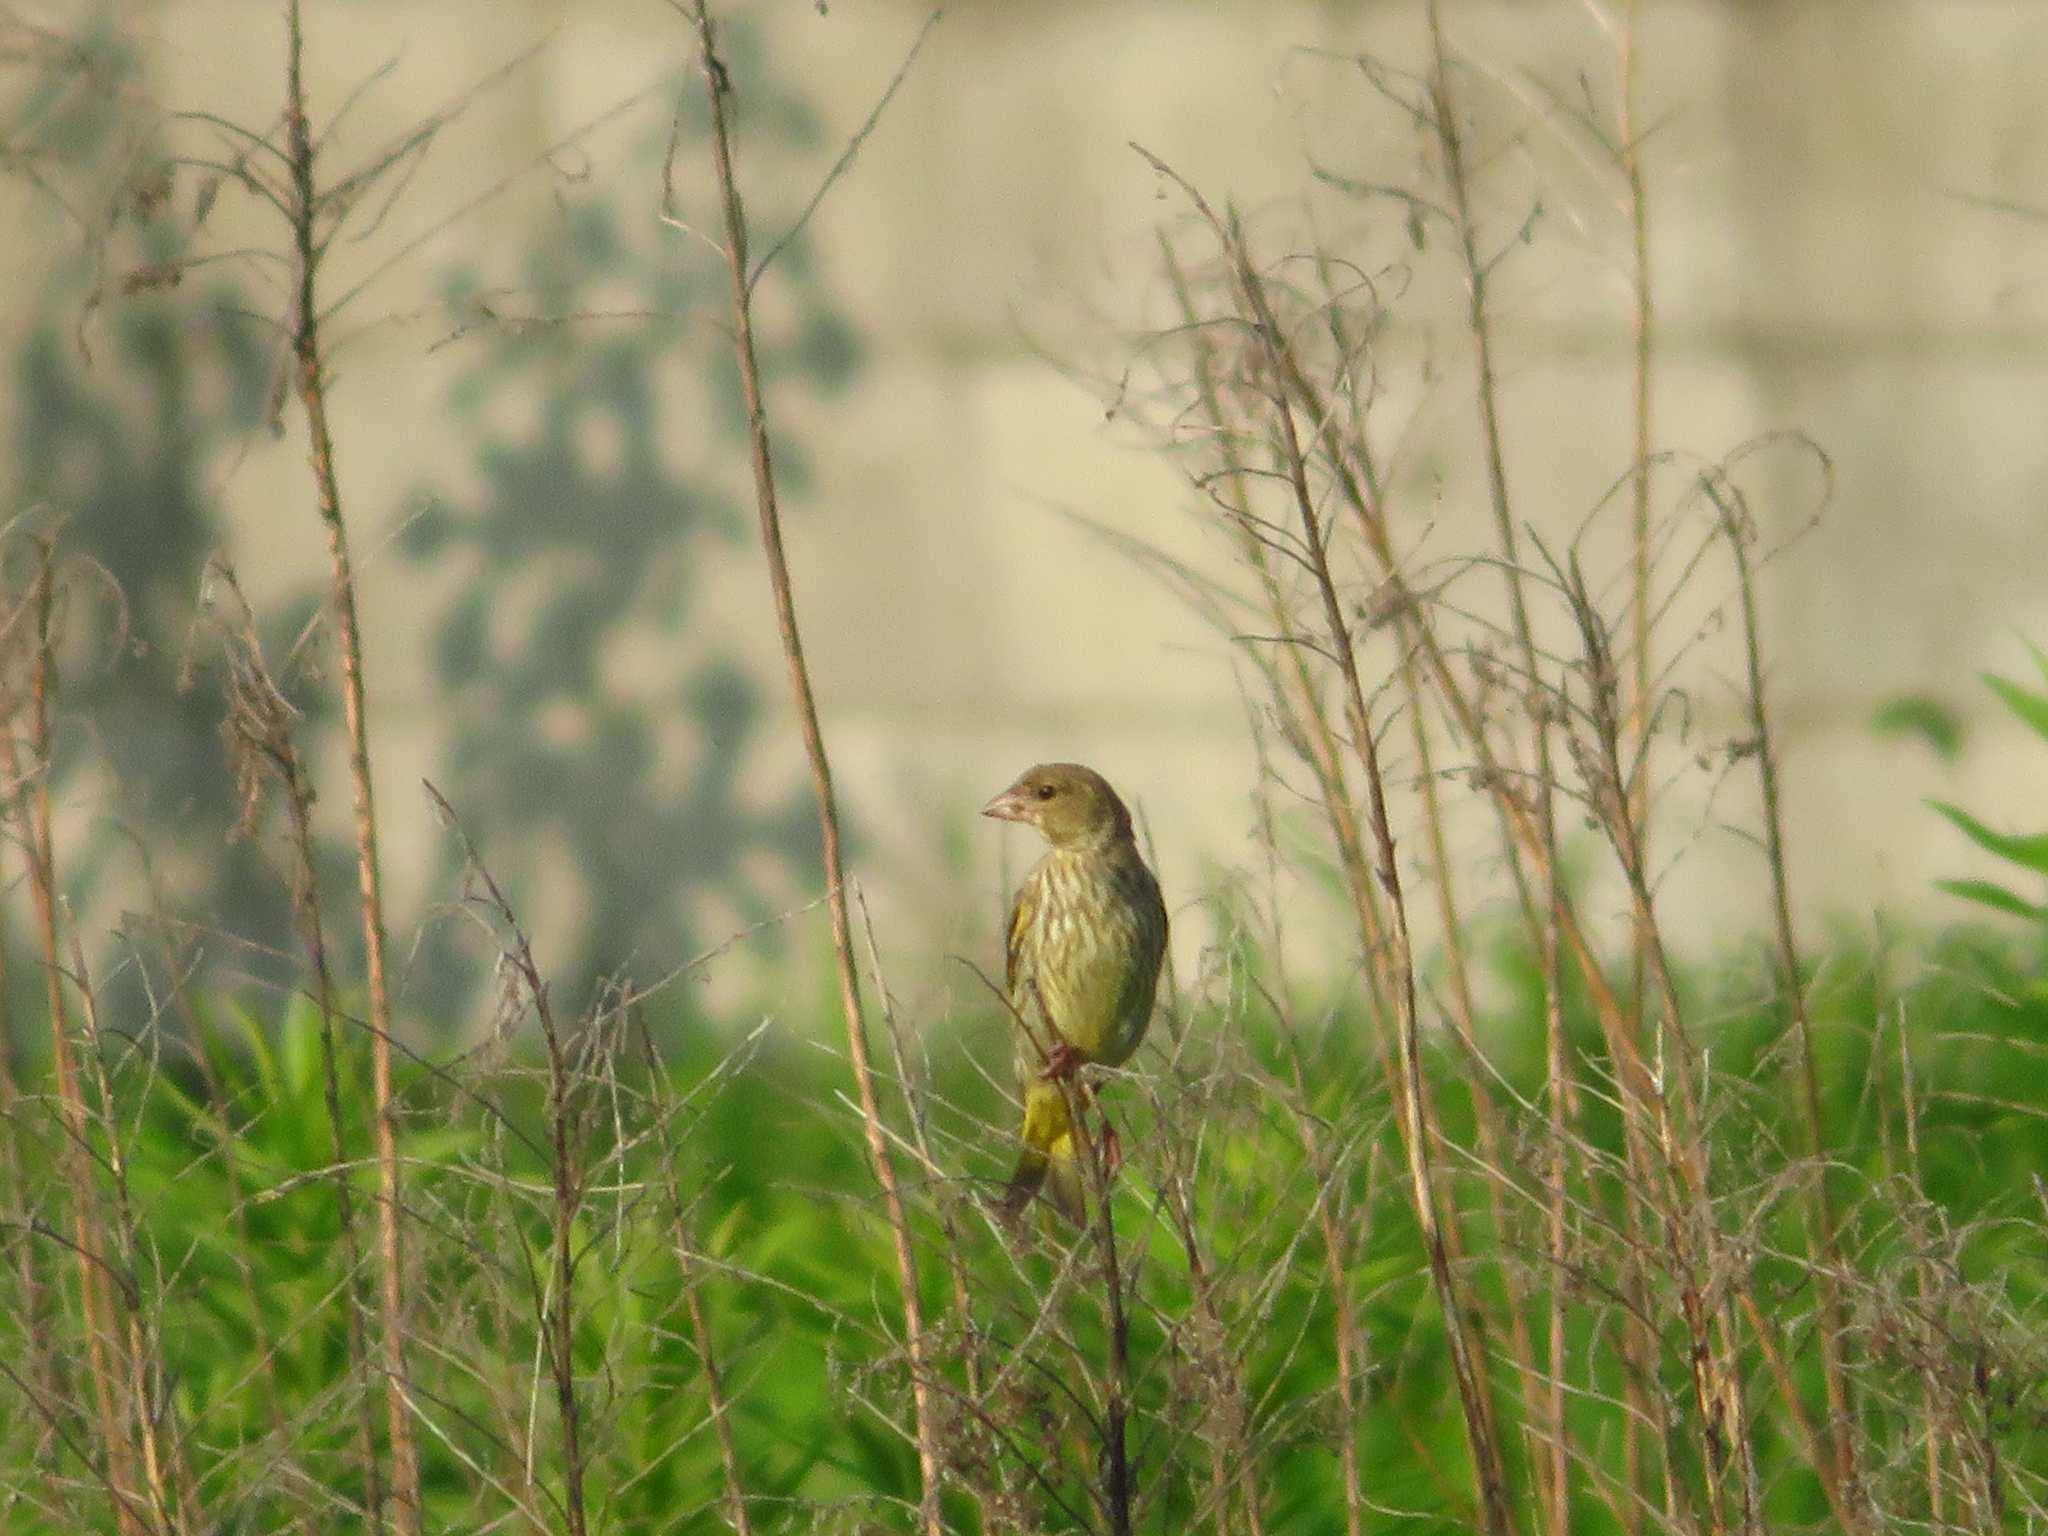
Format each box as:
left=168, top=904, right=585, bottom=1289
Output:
left=884, top=319, right=2048, bottom=373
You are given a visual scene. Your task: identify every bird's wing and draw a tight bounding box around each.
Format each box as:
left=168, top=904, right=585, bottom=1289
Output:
left=1115, top=856, right=1170, bottom=1035
left=1145, top=862, right=1169, bottom=977
left=1003, top=871, right=1037, bottom=1002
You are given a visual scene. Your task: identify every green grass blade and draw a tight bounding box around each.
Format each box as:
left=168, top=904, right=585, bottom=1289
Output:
left=1983, top=669, right=2048, bottom=742
left=1933, top=877, right=2046, bottom=921
left=1928, top=799, right=2048, bottom=874
left=1872, top=694, right=1964, bottom=760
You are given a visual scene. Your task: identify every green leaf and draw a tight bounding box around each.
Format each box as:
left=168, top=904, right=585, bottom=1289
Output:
left=1934, top=877, right=2046, bottom=921
left=2027, top=635, right=2048, bottom=690
left=1928, top=799, right=2048, bottom=874
left=1983, top=670, right=2048, bottom=742
left=1871, top=694, right=1964, bottom=759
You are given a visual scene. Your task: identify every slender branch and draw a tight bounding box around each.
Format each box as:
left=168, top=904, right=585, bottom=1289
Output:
left=1166, top=241, right=1364, bottom=1536
left=1616, top=12, right=1657, bottom=1523
left=1619, top=0, right=1655, bottom=807
left=1076, top=1083, right=1135, bottom=1536
left=677, top=9, right=943, bottom=1532
left=281, top=6, right=421, bottom=1528
left=0, top=540, right=143, bottom=1536
left=1154, top=163, right=1517, bottom=1536
left=65, top=916, right=191, bottom=1536
left=422, top=782, right=589, bottom=1536
left=208, top=555, right=388, bottom=1532
left=632, top=1006, right=754, bottom=1536
left=1715, top=480, right=1860, bottom=1525
left=746, top=8, right=943, bottom=300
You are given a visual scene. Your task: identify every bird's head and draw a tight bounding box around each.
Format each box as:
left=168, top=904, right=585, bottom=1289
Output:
left=981, top=762, right=1135, bottom=850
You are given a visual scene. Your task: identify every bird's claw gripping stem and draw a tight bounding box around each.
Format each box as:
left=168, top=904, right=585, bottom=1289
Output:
left=1040, top=1041, right=1083, bottom=1082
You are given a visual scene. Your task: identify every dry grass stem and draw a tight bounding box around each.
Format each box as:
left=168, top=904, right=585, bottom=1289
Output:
left=280, top=5, right=421, bottom=1525
left=677, top=5, right=943, bottom=1529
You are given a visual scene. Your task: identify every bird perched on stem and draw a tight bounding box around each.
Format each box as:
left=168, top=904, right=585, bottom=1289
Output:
left=983, top=762, right=1167, bottom=1224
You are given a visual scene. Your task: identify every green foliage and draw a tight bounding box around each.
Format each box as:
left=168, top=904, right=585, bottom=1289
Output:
left=6, top=918, right=2048, bottom=1533
left=1932, top=641, right=2048, bottom=924
left=1872, top=693, right=1966, bottom=761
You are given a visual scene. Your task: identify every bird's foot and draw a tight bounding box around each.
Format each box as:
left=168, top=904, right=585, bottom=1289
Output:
left=1040, top=1041, right=1083, bottom=1082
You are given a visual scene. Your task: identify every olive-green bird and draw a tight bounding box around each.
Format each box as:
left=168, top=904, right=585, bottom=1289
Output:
left=983, top=762, right=1167, bottom=1224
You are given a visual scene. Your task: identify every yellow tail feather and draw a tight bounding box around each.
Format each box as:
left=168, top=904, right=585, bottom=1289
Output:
left=1000, top=1080, right=1086, bottom=1226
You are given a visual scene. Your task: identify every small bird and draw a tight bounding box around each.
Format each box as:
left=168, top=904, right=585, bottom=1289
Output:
left=983, top=762, right=1167, bottom=1224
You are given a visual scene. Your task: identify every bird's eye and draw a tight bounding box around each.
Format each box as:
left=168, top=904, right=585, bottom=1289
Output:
left=1035, top=783, right=1057, bottom=801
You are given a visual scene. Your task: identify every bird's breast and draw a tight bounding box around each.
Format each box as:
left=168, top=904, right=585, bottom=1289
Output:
left=1017, top=848, right=1164, bottom=1068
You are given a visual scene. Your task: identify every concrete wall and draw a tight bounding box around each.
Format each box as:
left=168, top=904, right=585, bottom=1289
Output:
left=8, top=1, right=2047, bottom=1006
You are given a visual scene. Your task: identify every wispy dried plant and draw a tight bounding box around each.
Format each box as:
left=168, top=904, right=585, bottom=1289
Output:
left=2, top=7, right=2047, bottom=1536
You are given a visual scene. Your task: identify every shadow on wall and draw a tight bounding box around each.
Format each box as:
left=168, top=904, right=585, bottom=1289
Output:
left=5, top=19, right=861, bottom=1034
left=7, top=20, right=296, bottom=1019
left=397, top=58, right=862, bottom=1021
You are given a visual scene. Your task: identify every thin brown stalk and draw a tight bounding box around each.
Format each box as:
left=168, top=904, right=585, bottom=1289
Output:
left=1882, top=1008, right=1922, bottom=1498
left=280, top=6, right=420, bottom=1527
left=211, top=561, right=387, bottom=1532
left=1891, top=1006, right=1946, bottom=1527
left=1286, top=1053, right=1364, bottom=1536
left=0, top=787, right=62, bottom=1474
left=1235, top=180, right=1731, bottom=1534
left=1321, top=245, right=1567, bottom=1522
left=1311, top=230, right=1566, bottom=1529
left=0, top=545, right=142, bottom=1536
left=1620, top=0, right=1654, bottom=777
left=679, top=1279, right=749, bottom=1535
left=1248, top=706, right=1362, bottom=1536
left=1242, top=240, right=1665, bottom=1146
left=1154, top=1082, right=1267, bottom=1536
left=1294, top=457, right=1516, bottom=1536
left=1400, top=618, right=1556, bottom=1531
left=677, top=9, right=941, bottom=1531
left=855, top=887, right=973, bottom=1383
left=1424, top=2, right=1535, bottom=667
left=1266, top=219, right=1821, bottom=1527
left=1061, top=1074, right=1136, bottom=1536
left=1155, top=238, right=1397, bottom=1102
left=1414, top=28, right=1588, bottom=1517
left=1733, top=1289, right=1856, bottom=1533
left=854, top=884, right=1024, bottom=1514
left=632, top=1010, right=752, bottom=1536
left=1967, top=1335, right=2007, bottom=1532
left=1556, top=560, right=1728, bottom=1521
left=539, top=998, right=590, bottom=1536
left=64, top=919, right=192, bottom=1536
left=1616, top=0, right=1657, bottom=1058
left=286, top=806, right=390, bottom=1530
left=1716, top=487, right=1860, bottom=1521
left=1157, top=167, right=1516, bottom=1535
left=0, top=905, right=16, bottom=1108
left=1617, top=12, right=1657, bottom=1522
left=127, top=837, right=292, bottom=1464
left=1421, top=6, right=1578, bottom=1131
left=175, top=997, right=289, bottom=1447
left=423, top=783, right=590, bottom=1536
left=1164, top=244, right=1363, bottom=1536
left=1532, top=695, right=1573, bottom=1536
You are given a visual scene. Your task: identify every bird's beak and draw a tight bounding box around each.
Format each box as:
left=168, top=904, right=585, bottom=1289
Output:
left=981, top=787, right=1030, bottom=823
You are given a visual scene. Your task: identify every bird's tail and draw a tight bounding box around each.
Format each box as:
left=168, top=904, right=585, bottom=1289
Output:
left=1000, top=1079, right=1086, bottom=1226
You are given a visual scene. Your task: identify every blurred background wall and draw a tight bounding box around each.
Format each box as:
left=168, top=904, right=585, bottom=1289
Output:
left=2, top=0, right=2044, bottom=1027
